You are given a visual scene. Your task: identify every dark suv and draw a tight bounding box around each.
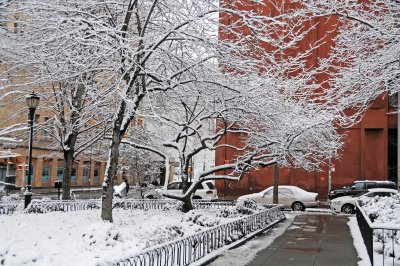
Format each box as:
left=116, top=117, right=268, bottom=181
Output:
left=328, top=180, right=397, bottom=200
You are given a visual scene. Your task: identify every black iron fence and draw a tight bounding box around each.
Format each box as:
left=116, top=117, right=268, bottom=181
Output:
left=356, top=201, right=400, bottom=266
left=0, top=202, right=19, bottom=215
left=0, top=199, right=240, bottom=214
left=113, top=206, right=285, bottom=266
left=27, top=199, right=101, bottom=213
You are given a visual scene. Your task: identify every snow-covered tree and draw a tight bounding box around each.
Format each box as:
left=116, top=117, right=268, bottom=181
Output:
left=0, top=0, right=372, bottom=218
left=0, top=1, right=115, bottom=199
left=124, top=68, right=347, bottom=211
left=302, top=0, right=400, bottom=109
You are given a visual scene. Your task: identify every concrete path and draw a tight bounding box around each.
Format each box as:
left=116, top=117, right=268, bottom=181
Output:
left=246, top=214, right=359, bottom=266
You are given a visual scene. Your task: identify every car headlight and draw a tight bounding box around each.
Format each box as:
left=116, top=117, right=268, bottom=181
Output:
left=332, top=201, right=341, bottom=205
left=329, top=191, right=336, bottom=195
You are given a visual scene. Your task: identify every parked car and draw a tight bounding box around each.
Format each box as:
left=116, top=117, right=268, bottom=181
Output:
left=329, top=188, right=398, bottom=214
left=145, top=181, right=218, bottom=201
left=328, top=180, right=396, bottom=200
left=236, top=185, right=319, bottom=211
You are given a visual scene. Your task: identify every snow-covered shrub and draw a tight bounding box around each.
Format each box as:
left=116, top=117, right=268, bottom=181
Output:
left=217, top=207, right=239, bottom=218
left=140, top=225, right=184, bottom=248
left=87, top=201, right=101, bottom=209
left=82, top=222, right=122, bottom=249
left=0, top=193, right=20, bottom=202
left=161, top=201, right=183, bottom=211
left=25, top=203, right=49, bottom=214
left=359, top=194, right=400, bottom=262
left=235, top=198, right=263, bottom=215
left=142, top=190, right=163, bottom=199
left=183, top=211, right=221, bottom=227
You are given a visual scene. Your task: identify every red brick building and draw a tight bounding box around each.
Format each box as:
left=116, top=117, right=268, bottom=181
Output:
left=216, top=0, right=397, bottom=200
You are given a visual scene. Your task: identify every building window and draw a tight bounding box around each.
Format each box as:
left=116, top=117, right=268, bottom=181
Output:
left=82, top=167, right=89, bottom=184
left=57, top=167, right=63, bottom=181
left=25, top=166, right=35, bottom=184
left=93, top=168, right=99, bottom=185
left=41, top=165, right=50, bottom=184
left=71, top=168, right=77, bottom=183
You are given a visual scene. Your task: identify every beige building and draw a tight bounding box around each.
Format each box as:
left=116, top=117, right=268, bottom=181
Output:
left=0, top=143, right=107, bottom=191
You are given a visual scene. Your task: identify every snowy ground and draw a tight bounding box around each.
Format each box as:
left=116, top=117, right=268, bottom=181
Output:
left=0, top=207, right=242, bottom=266
left=207, top=213, right=295, bottom=265
left=1, top=196, right=397, bottom=266
left=348, top=217, right=372, bottom=266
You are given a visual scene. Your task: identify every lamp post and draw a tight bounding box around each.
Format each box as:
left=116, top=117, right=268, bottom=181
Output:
left=24, top=92, right=40, bottom=208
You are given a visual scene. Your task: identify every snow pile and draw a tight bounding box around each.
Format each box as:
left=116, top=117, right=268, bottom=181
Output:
left=0, top=193, right=20, bottom=202
left=113, top=182, right=127, bottom=198
left=0, top=205, right=245, bottom=266
left=359, top=193, right=400, bottom=263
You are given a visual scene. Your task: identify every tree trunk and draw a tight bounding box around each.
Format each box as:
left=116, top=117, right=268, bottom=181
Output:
left=62, top=150, right=74, bottom=200
left=101, top=124, right=123, bottom=222
left=180, top=174, right=194, bottom=211
left=181, top=194, right=193, bottom=212
left=273, top=162, right=279, bottom=204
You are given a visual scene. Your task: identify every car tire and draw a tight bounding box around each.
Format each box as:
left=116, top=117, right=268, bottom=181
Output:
left=193, top=196, right=202, bottom=200
left=341, top=204, right=354, bottom=214
left=291, top=201, right=305, bottom=211
left=146, top=195, right=154, bottom=199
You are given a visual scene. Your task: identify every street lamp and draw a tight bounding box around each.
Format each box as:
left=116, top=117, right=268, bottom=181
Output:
left=24, top=92, right=40, bottom=208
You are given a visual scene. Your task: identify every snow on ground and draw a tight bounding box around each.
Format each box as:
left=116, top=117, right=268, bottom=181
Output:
left=348, top=216, right=371, bottom=266
left=207, top=213, right=296, bottom=266
left=0, top=207, right=242, bottom=266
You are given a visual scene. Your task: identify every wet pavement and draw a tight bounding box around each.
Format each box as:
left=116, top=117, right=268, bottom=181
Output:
left=245, top=214, right=359, bottom=266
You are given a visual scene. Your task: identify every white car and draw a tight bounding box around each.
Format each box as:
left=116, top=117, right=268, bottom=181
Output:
left=237, top=185, right=319, bottom=211
left=329, top=188, right=398, bottom=214
left=147, top=181, right=218, bottom=201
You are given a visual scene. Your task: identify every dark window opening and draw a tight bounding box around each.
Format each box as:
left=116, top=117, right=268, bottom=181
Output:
left=388, top=129, right=397, bottom=186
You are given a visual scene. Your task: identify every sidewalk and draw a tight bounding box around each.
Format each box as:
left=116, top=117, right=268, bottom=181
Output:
left=246, top=214, right=359, bottom=266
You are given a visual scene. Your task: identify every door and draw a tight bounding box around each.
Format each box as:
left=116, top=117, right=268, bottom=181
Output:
left=258, top=188, right=274, bottom=204
left=278, top=188, right=295, bottom=208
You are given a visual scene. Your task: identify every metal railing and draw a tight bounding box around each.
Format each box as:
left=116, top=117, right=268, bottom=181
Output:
left=0, top=199, right=240, bottom=214
left=27, top=199, right=101, bottom=212
left=356, top=201, right=400, bottom=265
left=113, top=206, right=285, bottom=266
left=0, top=202, right=19, bottom=215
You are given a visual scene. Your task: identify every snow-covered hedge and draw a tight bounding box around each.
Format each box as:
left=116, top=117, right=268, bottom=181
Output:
left=359, top=194, right=400, bottom=263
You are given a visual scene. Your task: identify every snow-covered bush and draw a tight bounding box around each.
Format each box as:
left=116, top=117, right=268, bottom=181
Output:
left=0, top=193, right=20, bottom=202
left=235, top=198, right=265, bottom=215
left=141, top=225, right=184, bottom=248
left=183, top=211, right=221, bottom=227
left=359, top=194, right=400, bottom=262
left=25, top=203, right=49, bottom=214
